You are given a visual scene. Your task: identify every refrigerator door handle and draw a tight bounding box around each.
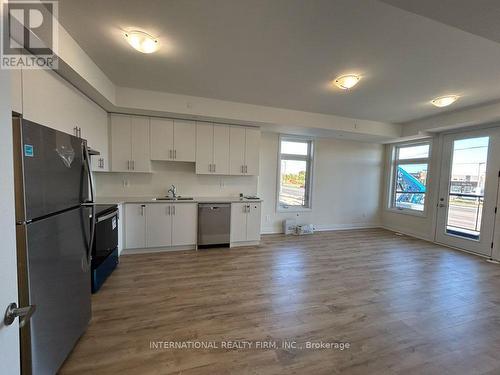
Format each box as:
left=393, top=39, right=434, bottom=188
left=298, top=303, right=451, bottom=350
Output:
left=83, top=143, right=95, bottom=203
left=83, top=204, right=96, bottom=267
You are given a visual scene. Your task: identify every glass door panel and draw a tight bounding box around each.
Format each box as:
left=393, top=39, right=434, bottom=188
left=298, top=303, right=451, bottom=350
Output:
left=445, top=137, right=489, bottom=240
left=436, top=129, right=500, bottom=256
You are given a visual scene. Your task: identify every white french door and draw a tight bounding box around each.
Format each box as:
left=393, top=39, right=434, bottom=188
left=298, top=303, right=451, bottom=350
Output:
left=436, top=128, right=500, bottom=256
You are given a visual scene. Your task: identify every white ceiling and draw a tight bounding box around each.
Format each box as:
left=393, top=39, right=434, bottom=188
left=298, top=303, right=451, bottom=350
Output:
left=380, top=0, right=500, bottom=44
left=57, top=0, right=500, bottom=124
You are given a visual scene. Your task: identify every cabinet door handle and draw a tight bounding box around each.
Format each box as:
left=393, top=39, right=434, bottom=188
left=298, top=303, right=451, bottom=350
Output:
left=167, top=205, right=171, bottom=215
left=127, top=160, right=130, bottom=170
left=132, top=160, right=135, bottom=170
left=174, top=150, right=177, bottom=159
left=79, top=127, right=82, bottom=138
left=245, top=165, right=248, bottom=173
left=140, top=205, right=145, bottom=216
left=169, top=149, right=172, bottom=159
left=213, top=164, right=216, bottom=173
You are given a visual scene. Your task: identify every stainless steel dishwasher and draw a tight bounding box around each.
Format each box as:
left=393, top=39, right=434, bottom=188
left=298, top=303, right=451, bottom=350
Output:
left=198, top=203, right=231, bottom=248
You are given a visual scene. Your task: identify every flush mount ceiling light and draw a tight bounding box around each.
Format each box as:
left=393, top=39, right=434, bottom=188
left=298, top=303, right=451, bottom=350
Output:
left=124, top=30, right=159, bottom=53
left=333, top=74, right=361, bottom=90
left=431, top=95, right=459, bottom=108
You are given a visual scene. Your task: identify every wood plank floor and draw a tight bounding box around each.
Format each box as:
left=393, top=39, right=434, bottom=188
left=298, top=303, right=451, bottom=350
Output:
left=60, top=229, right=500, bottom=375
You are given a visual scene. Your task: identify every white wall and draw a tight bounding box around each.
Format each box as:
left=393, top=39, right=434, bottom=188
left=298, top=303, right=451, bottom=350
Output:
left=95, top=161, right=258, bottom=198
left=0, top=69, right=20, bottom=373
left=258, top=132, right=384, bottom=234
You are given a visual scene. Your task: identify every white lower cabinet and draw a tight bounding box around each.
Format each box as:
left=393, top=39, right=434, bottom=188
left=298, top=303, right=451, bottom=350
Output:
left=125, top=204, right=147, bottom=249
left=172, top=204, right=198, bottom=246
left=146, top=204, right=172, bottom=248
left=230, top=202, right=261, bottom=244
left=125, top=203, right=197, bottom=250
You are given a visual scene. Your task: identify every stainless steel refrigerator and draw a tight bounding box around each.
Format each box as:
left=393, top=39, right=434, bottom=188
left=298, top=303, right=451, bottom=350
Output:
left=12, top=117, right=95, bottom=375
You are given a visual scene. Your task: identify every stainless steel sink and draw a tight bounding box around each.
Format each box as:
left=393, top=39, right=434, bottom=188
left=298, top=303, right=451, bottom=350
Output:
left=153, top=196, right=194, bottom=201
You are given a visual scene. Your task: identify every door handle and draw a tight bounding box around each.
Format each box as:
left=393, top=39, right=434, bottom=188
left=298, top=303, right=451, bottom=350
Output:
left=4, top=303, right=36, bottom=328
left=439, top=203, right=447, bottom=208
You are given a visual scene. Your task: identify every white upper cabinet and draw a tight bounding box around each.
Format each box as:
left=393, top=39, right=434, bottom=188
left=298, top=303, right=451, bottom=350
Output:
left=213, top=124, right=230, bottom=174
left=229, top=127, right=246, bottom=175
left=110, top=115, right=131, bottom=172
left=173, top=120, right=196, bottom=162
left=229, top=127, right=260, bottom=176
left=244, top=128, right=261, bottom=176
left=110, top=114, right=151, bottom=172
left=131, top=116, right=151, bottom=172
left=195, top=122, right=214, bottom=174
left=196, top=122, right=230, bottom=175
left=150, top=118, right=196, bottom=162
left=22, top=68, right=110, bottom=170
left=150, top=118, right=174, bottom=160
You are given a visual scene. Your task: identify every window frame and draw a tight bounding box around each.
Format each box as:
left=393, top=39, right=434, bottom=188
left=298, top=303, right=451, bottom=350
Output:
left=388, top=140, right=431, bottom=216
left=276, top=135, right=314, bottom=213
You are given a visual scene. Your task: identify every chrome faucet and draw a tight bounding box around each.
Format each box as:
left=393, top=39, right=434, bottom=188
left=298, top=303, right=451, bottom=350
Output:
left=167, top=184, right=177, bottom=198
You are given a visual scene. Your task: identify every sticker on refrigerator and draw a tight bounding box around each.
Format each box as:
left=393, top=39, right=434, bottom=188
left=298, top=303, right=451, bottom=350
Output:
left=112, top=217, right=117, bottom=230
left=24, top=144, right=34, bottom=157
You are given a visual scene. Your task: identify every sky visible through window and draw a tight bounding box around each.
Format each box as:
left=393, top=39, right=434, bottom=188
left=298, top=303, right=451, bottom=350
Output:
left=279, top=140, right=310, bottom=207
left=446, top=136, right=489, bottom=239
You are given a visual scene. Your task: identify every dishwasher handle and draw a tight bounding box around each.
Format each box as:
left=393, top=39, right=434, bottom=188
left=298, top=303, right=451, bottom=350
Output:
left=199, top=203, right=231, bottom=210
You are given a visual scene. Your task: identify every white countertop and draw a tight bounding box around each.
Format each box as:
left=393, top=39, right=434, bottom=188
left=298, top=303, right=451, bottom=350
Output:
left=94, top=196, right=263, bottom=205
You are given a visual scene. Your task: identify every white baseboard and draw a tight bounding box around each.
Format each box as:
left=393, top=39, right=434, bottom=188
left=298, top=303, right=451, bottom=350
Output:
left=261, top=223, right=381, bottom=235
left=380, top=225, right=433, bottom=242
left=314, top=223, right=381, bottom=232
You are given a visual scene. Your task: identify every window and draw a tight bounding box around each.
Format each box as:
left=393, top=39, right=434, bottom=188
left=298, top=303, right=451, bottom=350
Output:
left=390, top=142, right=430, bottom=213
left=278, top=136, right=314, bottom=211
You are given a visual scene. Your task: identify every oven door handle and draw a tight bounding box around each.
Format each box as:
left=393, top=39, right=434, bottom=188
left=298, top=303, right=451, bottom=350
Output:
left=97, top=210, right=119, bottom=223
